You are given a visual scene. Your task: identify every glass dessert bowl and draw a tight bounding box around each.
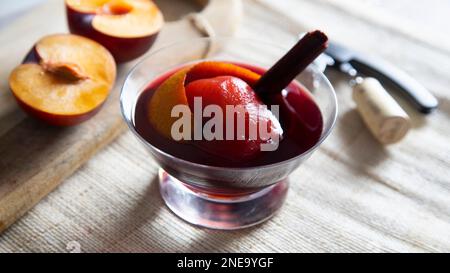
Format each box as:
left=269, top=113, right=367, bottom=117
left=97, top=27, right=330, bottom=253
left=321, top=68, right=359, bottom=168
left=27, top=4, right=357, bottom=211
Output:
left=120, top=37, right=338, bottom=230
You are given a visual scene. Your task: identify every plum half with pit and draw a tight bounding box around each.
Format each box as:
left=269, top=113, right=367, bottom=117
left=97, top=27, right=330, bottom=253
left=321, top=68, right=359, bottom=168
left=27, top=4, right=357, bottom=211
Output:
left=9, top=34, right=116, bottom=126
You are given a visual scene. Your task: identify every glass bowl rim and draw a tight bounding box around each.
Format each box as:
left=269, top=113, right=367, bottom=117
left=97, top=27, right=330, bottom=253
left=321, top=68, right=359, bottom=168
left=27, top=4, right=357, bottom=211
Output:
left=120, top=37, right=338, bottom=172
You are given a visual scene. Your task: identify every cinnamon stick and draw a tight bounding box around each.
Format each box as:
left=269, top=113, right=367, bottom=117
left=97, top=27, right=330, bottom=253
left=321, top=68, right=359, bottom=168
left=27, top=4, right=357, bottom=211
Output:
left=254, top=30, right=328, bottom=95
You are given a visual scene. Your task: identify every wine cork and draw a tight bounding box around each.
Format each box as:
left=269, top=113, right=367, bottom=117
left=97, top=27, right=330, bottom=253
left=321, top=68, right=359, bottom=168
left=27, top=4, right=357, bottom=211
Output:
left=352, top=77, right=410, bottom=144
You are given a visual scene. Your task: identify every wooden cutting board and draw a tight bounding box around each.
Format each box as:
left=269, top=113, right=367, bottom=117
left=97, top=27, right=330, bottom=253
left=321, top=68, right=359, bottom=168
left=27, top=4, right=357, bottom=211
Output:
left=0, top=0, right=242, bottom=232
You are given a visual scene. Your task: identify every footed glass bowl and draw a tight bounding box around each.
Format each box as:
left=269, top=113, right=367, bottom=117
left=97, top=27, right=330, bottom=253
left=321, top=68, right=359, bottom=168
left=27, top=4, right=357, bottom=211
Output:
left=120, top=38, right=338, bottom=230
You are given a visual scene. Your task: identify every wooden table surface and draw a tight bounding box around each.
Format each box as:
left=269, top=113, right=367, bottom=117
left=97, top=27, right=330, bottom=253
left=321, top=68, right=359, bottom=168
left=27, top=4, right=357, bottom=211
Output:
left=1, top=0, right=450, bottom=252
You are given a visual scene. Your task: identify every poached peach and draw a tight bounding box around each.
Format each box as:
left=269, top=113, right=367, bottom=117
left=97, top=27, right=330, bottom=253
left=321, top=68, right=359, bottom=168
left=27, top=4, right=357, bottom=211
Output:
left=148, top=61, right=282, bottom=160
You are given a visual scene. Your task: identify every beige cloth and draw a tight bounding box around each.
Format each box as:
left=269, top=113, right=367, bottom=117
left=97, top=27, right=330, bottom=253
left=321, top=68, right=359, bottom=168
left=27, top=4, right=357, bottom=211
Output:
left=1, top=0, right=450, bottom=252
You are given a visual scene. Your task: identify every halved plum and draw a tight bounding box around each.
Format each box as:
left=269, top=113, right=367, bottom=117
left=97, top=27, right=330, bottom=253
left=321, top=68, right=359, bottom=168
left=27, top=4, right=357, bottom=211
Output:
left=9, top=34, right=116, bottom=126
left=66, top=0, right=164, bottom=63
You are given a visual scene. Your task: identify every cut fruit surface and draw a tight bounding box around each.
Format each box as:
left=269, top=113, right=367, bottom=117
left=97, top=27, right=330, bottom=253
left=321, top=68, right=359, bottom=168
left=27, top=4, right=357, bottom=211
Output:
left=9, top=34, right=116, bottom=125
left=93, top=0, right=163, bottom=38
left=10, top=64, right=109, bottom=115
left=66, top=0, right=163, bottom=62
left=66, top=0, right=163, bottom=38
left=34, top=34, right=116, bottom=86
